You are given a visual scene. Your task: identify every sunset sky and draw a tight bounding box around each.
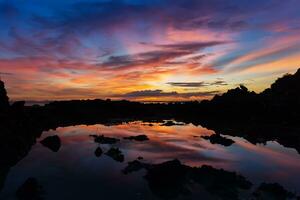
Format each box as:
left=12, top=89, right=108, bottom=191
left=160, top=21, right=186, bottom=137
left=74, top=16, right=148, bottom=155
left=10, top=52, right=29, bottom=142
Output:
left=0, top=0, right=300, bottom=102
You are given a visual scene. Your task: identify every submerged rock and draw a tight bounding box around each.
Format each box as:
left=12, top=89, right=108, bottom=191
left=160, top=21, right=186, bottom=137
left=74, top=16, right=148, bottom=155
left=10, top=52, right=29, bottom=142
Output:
left=40, top=135, right=61, bottom=152
left=144, top=159, right=190, bottom=199
left=190, top=165, right=252, bottom=200
left=94, top=147, right=103, bottom=157
left=90, top=135, right=120, bottom=144
left=202, top=134, right=235, bottom=146
left=122, top=160, right=146, bottom=174
left=105, top=147, right=124, bottom=162
left=124, top=135, right=149, bottom=141
left=16, top=177, right=44, bottom=200
left=123, top=159, right=252, bottom=200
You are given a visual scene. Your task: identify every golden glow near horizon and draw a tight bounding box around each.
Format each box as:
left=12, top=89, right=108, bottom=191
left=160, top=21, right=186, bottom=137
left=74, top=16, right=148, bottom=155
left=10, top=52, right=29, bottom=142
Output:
left=0, top=1, right=300, bottom=101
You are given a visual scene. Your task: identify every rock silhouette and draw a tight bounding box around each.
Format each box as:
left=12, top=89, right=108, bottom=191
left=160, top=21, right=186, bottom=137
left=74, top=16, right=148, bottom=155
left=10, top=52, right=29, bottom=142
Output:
left=123, top=135, right=149, bottom=141
left=123, top=159, right=252, bottom=200
left=40, top=135, right=61, bottom=152
left=94, top=147, right=103, bottom=157
left=123, top=159, right=298, bottom=200
left=90, top=135, right=120, bottom=144
left=122, top=160, right=146, bottom=175
left=16, top=177, right=44, bottom=200
left=202, top=134, right=235, bottom=146
left=105, top=147, right=124, bottom=162
left=253, top=183, right=296, bottom=200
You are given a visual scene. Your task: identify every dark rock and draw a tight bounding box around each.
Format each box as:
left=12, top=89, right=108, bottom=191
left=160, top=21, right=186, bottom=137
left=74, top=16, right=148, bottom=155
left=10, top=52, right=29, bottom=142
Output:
left=123, top=159, right=252, bottom=200
left=124, top=135, right=149, bottom=141
left=190, top=165, right=252, bottom=200
left=122, top=160, right=146, bottom=174
left=90, top=135, right=120, bottom=144
left=202, top=134, right=235, bottom=146
left=253, top=183, right=296, bottom=200
left=94, top=147, right=103, bottom=157
left=105, top=147, right=124, bottom=162
left=137, top=156, right=143, bottom=160
left=144, top=159, right=190, bottom=199
left=89, top=134, right=97, bottom=137
left=16, top=177, right=44, bottom=200
left=40, top=135, right=61, bottom=152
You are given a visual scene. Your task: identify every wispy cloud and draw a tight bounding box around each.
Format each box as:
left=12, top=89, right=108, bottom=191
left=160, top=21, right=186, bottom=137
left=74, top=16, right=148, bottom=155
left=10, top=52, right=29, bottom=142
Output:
left=167, top=80, right=228, bottom=88
left=100, top=41, right=226, bottom=71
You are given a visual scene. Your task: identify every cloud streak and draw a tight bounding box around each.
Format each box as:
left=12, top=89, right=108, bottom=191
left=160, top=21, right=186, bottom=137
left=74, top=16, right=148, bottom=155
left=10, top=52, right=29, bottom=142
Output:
left=100, top=41, right=226, bottom=71
left=167, top=80, right=228, bottom=88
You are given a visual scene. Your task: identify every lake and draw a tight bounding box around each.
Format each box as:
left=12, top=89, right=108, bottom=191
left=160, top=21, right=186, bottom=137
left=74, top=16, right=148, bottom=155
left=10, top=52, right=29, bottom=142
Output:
left=1, top=121, right=300, bottom=199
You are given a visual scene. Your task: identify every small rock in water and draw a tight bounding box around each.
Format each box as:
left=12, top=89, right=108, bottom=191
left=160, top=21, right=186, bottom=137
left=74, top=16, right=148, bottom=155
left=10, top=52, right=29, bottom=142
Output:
left=124, top=135, right=149, bottom=141
left=94, top=147, right=103, bottom=157
left=122, top=160, right=146, bottom=174
left=40, top=135, right=61, bottom=152
left=90, top=135, right=120, bottom=144
left=105, top=147, right=124, bottom=162
left=202, top=134, right=234, bottom=146
left=16, top=177, right=44, bottom=200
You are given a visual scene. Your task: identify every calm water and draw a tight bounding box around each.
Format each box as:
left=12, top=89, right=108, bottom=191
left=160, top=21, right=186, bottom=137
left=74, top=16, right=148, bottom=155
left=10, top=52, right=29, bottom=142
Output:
left=1, top=121, right=300, bottom=199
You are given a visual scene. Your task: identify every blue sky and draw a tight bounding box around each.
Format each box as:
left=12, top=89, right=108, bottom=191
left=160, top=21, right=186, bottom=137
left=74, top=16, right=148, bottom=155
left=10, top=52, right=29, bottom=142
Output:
left=0, top=0, right=300, bottom=101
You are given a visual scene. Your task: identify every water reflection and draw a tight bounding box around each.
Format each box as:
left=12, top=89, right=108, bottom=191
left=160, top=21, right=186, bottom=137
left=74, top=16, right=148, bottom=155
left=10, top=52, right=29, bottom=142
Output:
left=1, top=121, right=299, bottom=199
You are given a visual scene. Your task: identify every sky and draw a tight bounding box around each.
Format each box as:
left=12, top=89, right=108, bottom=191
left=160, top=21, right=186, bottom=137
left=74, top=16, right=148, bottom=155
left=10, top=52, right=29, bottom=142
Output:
left=0, top=0, right=300, bottom=102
